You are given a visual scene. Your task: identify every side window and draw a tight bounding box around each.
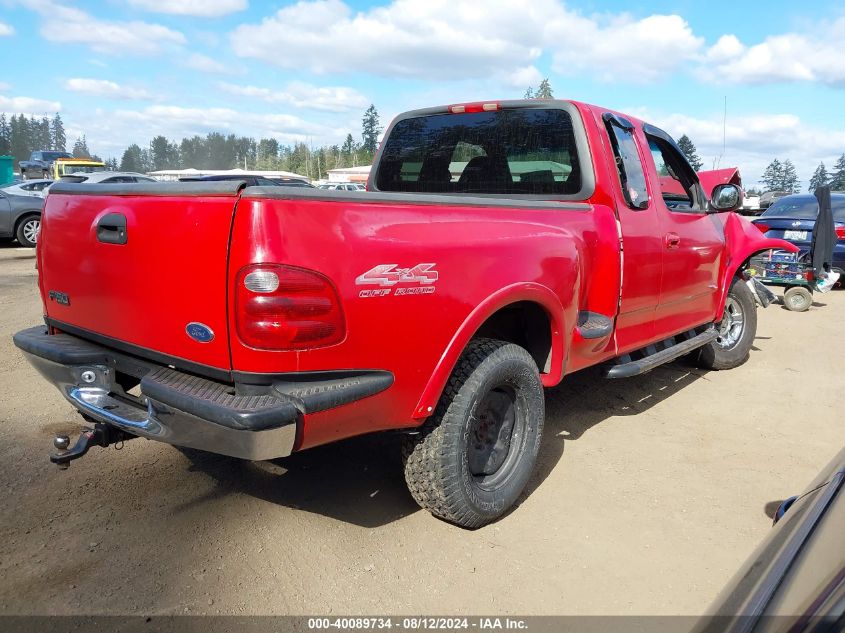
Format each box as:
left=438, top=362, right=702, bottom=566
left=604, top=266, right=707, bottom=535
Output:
left=646, top=132, right=704, bottom=213
left=603, top=114, right=648, bottom=210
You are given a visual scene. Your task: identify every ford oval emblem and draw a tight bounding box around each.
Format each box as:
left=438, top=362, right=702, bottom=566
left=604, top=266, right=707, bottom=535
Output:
left=186, top=322, right=214, bottom=343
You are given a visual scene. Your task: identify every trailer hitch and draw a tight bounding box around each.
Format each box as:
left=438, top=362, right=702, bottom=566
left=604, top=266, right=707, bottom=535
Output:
left=51, top=423, right=135, bottom=469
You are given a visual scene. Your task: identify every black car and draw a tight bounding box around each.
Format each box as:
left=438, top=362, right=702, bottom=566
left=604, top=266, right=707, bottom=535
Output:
left=692, top=447, right=845, bottom=633
left=178, top=174, right=313, bottom=187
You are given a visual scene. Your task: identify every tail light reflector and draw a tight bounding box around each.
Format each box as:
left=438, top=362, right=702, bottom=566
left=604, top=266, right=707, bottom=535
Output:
left=235, top=264, right=345, bottom=350
left=755, top=223, right=769, bottom=233
left=835, top=226, right=845, bottom=241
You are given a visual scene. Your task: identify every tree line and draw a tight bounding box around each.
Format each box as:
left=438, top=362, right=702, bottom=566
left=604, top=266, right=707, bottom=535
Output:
left=0, top=105, right=381, bottom=181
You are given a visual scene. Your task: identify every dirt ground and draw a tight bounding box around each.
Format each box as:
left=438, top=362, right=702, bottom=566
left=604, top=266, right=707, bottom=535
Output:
left=0, top=240, right=841, bottom=616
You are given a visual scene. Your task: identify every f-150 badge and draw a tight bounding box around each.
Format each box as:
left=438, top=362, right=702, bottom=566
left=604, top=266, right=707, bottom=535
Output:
left=356, top=263, right=438, bottom=298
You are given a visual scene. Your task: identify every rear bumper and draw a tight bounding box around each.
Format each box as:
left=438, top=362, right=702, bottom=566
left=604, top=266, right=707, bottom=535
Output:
left=13, top=326, right=393, bottom=460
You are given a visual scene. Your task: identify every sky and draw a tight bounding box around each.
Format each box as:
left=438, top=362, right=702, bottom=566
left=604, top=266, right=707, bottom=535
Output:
left=1, top=0, right=844, bottom=187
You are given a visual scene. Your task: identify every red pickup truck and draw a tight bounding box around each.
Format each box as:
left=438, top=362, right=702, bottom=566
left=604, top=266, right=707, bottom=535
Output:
left=14, top=99, right=793, bottom=528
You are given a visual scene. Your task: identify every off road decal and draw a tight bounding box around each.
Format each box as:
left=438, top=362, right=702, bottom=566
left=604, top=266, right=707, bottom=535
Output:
left=356, top=263, right=438, bottom=298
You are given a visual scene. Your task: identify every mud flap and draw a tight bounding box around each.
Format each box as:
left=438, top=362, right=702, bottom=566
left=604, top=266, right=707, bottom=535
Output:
left=747, top=278, right=776, bottom=308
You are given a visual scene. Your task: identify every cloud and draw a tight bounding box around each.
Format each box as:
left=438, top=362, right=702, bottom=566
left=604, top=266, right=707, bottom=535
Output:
left=0, top=82, right=11, bottom=91
left=550, top=14, right=703, bottom=82
left=230, top=0, right=703, bottom=83
left=31, top=2, right=185, bottom=55
left=0, top=95, right=61, bottom=114
left=702, top=17, right=845, bottom=86
left=0, top=21, right=14, bottom=36
left=182, top=53, right=236, bottom=74
left=128, top=0, right=247, bottom=17
left=64, top=78, right=153, bottom=101
left=219, top=81, right=369, bottom=112
left=648, top=110, right=845, bottom=187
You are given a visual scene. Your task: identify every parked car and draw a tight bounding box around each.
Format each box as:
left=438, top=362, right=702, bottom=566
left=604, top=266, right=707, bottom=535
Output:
left=0, top=191, right=45, bottom=247
left=18, top=151, right=72, bottom=180
left=751, top=193, right=845, bottom=277
left=60, top=171, right=156, bottom=184
left=179, top=174, right=313, bottom=188
left=759, top=190, right=790, bottom=211
left=318, top=182, right=365, bottom=191
left=15, top=98, right=793, bottom=528
left=1, top=179, right=54, bottom=198
left=692, top=447, right=845, bottom=633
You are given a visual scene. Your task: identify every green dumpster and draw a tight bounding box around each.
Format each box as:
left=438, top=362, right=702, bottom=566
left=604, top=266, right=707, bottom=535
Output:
left=0, top=156, right=13, bottom=186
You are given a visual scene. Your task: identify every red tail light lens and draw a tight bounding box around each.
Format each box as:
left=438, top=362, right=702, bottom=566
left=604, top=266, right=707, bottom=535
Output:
left=755, top=223, right=769, bottom=233
left=235, top=264, right=345, bottom=350
left=449, top=102, right=500, bottom=114
left=836, top=226, right=845, bottom=241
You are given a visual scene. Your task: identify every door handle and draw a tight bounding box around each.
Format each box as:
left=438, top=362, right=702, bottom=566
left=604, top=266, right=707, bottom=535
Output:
left=97, top=213, right=127, bottom=245
left=664, top=232, right=680, bottom=249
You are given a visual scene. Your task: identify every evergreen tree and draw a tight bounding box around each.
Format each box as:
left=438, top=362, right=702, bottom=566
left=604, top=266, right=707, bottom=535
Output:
left=51, top=113, right=66, bottom=152
left=761, top=159, right=784, bottom=191
left=830, top=154, right=845, bottom=191
left=535, top=78, right=554, bottom=99
left=0, top=114, right=10, bottom=156
left=72, top=135, right=90, bottom=158
left=808, top=162, right=830, bottom=193
left=781, top=159, right=799, bottom=193
left=341, top=133, right=356, bottom=166
left=677, top=134, right=703, bottom=171
left=149, top=135, right=180, bottom=170
left=105, top=157, right=119, bottom=170
left=523, top=87, right=534, bottom=99
left=119, top=144, right=144, bottom=172
left=361, top=104, right=381, bottom=156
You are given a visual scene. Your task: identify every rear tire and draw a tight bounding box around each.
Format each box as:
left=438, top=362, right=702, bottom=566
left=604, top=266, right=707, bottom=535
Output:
left=783, top=286, right=812, bottom=312
left=15, top=214, right=41, bottom=248
left=402, top=338, right=544, bottom=529
left=698, top=277, right=757, bottom=370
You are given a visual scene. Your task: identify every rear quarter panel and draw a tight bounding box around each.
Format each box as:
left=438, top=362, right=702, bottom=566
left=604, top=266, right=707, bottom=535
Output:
left=229, top=193, right=619, bottom=448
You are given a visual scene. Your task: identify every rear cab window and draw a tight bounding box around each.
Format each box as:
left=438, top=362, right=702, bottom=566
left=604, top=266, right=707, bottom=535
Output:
left=373, top=103, right=593, bottom=199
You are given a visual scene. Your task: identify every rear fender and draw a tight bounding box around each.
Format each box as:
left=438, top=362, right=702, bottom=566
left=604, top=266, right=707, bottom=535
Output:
left=716, top=212, right=799, bottom=316
left=412, top=283, right=566, bottom=419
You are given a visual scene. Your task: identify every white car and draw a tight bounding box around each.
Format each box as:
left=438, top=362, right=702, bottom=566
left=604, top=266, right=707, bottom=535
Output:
left=318, top=183, right=366, bottom=191
left=1, top=179, right=54, bottom=198
left=61, top=171, right=156, bottom=184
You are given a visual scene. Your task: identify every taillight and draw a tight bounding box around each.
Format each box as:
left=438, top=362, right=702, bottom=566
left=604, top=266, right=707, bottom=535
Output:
left=836, top=226, right=845, bottom=241
left=755, top=223, right=769, bottom=233
left=235, top=264, right=345, bottom=350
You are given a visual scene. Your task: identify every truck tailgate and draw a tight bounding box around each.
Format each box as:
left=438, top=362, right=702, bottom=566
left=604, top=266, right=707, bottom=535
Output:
left=38, top=182, right=242, bottom=372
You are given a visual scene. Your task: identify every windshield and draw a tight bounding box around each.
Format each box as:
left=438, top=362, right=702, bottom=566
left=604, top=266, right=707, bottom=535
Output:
left=59, top=164, right=107, bottom=175
left=762, top=197, right=845, bottom=222
left=42, top=152, right=71, bottom=162
left=375, top=108, right=582, bottom=196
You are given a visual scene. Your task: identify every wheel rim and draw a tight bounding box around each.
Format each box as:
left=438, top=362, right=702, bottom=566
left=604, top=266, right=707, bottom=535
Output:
left=717, top=296, right=745, bottom=349
left=22, top=219, right=40, bottom=244
left=787, top=291, right=810, bottom=311
left=467, top=384, right=526, bottom=490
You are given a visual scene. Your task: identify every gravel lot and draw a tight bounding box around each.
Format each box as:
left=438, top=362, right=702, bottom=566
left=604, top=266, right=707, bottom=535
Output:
left=0, top=240, right=841, bottom=616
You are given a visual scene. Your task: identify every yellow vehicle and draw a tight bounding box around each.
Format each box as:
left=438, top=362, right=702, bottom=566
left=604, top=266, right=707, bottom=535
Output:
left=51, top=158, right=107, bottom=180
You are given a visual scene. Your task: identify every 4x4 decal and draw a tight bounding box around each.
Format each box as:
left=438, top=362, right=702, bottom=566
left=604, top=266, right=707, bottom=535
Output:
left=355, top=263, right=438, bottom=297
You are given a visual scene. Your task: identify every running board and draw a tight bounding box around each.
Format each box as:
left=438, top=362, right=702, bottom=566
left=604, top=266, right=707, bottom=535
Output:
left=604, top=325, right=718, bottom=379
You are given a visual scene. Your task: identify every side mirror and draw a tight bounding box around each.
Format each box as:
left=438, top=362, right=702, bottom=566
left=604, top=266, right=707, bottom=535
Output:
left=709, top=183, right=742, bottom=213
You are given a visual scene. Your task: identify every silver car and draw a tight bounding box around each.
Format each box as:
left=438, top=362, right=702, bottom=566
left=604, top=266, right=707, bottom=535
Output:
left=0, top=191, right=45, bottom=247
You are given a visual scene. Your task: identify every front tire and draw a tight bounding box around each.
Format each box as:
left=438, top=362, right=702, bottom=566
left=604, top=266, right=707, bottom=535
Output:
left=698, top=277, right=757, bottom=370
left=15, top=214, right=41, bottom=248
left=402, top=338, right=544, bottom=529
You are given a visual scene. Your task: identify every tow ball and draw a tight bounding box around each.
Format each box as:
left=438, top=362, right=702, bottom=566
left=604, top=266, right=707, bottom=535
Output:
left=51, top=423, right=135, bottom=469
